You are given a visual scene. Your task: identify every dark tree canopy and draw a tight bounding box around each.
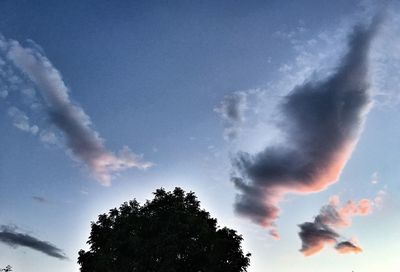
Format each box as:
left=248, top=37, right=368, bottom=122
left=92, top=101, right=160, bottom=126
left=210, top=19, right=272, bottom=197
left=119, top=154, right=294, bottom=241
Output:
left=78, top=187, right=250, bottom=272
left=1, top=265, right=12, bottom=272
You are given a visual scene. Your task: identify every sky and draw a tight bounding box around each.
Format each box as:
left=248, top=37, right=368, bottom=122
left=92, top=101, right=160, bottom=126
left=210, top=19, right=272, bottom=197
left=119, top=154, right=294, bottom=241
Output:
left=0, top=1, right=400, bottom=271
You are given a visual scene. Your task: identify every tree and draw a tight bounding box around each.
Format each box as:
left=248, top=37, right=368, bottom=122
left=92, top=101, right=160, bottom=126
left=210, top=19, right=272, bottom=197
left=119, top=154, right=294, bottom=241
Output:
left=1, top=265, right=12, bottom=272
left=78, top=187, right=250, bottom=272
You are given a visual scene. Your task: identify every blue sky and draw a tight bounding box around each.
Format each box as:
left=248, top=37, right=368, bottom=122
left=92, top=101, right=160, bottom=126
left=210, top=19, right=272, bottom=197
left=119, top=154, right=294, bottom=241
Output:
left=1, top=1, right=400, bottom=271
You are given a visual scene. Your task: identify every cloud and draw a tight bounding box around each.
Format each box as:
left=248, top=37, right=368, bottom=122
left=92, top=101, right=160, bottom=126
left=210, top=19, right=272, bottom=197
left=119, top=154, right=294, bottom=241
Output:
left=368, top=4, right=400, bottom=107
left=335, top=240, right=363, bottom=254
left=231, top=16, right=382, bottom=231
left=370, top=171, right=379, bottom=184
left=0, top=225, right=67, bottom=260
left=32, top=196, right=48, bottom=203
left=268, top=228, right=280, bottom=240
left=298, top=196, right=372, bottom=256
left=317, top=195, right=372, bottom=228
left=215, top=91, right=248, bottom=141
left=373, top=189, right=386, bottom=207
left=0, top=37, right=152, bottom=185
left=7, top=107, right=39, bottom=135
left=298, top=221, right=339, bottom=256
left=39, top=129, right=58, bottom=145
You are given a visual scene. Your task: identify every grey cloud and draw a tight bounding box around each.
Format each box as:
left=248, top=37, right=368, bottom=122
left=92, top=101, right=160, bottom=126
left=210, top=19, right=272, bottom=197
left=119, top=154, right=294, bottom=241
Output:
left=32, top=196, right=47, bottom=203
left=1, top=37, right=152, bottom=185
left=0, top=225, right=67, bottom=260
left=232, top=16, right=382, bottom=230
left=215, top=91, right=248, bottom=141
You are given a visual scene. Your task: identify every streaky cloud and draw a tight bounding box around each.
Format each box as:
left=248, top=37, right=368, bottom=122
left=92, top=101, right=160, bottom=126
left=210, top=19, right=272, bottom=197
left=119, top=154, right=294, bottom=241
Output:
left=231, top=15, right=382, bottom=232
left=0, top=37, right=152, bottom=185
left=0, top=225, right=67, bottom=260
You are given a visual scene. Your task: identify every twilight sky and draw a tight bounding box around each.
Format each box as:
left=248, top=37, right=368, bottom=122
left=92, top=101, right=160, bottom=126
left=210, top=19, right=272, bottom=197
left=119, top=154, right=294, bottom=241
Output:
left=1, top=1, right=400, bottom=271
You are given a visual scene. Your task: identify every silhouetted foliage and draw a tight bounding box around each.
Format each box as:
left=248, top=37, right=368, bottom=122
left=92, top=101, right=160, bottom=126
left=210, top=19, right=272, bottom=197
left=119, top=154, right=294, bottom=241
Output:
left=78, top=187, right=250, bottom=272
left=1, top=265, right=12, bottom=272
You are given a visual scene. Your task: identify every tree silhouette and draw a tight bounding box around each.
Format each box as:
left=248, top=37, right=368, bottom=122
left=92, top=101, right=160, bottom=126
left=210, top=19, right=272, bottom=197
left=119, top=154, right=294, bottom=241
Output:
left=1, top=265, right=12, bottom=272
left=78, top=187, right=250, bottom=272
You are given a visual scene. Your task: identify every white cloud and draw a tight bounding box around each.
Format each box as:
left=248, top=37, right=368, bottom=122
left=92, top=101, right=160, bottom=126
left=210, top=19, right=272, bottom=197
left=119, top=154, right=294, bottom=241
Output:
left=370, top=171, right=379, bottom=184
left=39, top=129, right=58, bottom=145
left=7, top=106, right=39, bottom=135
left=373, top=188, right=386, bottom=208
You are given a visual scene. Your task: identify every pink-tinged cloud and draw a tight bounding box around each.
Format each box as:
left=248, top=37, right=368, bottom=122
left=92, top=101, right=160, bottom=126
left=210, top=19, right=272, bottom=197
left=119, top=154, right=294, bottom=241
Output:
left=232, top=16, right=382, bottom=234
left=299, top=196, right=373, bottom=256
left=268, top=228, right=280, bottom=240
left=335, top=240, right=363, bottom=254
left=318, top=195, right=373, bottom=228
left=1, top=38, right=152, bottom=185
left=299, top=222, right=338, bottom=256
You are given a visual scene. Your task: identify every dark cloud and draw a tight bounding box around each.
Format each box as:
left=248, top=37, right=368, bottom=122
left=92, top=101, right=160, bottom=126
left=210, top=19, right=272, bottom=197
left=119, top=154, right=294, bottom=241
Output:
left=0, top=225, right=67, bottom=260
left=32, top=196, right=47, bottom=203
left=298, top=221, right=339, bottom=256
left=335, top=241, right=362, bottom=254
left=298, top=196, right=372, bottom=256
left=232, top=16, right=382, bottom=231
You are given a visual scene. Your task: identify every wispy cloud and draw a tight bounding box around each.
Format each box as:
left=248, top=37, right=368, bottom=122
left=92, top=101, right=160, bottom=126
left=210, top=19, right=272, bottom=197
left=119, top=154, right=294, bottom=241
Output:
left=38, top=129, right=58, bottom=145
left=0, top=37, right=152, bottom=185
left=298, top=196, right=372, bottom=256
left=7, top=106, right=39, bottom=135
left=32, top=196, right=48, bottom=203
left=369, top=4, right=400, bottom=107
left=370, top=171, right=379, bottom=184
left=215, top=91, right=248, bottom=141
left=373, top=188, right=386, bottom=207
left=0, top=225, right=67, bottom=260
left=230, top=16, right=382, bottom=235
